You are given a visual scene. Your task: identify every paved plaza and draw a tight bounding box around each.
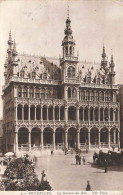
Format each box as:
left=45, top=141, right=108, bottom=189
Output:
left=35, top=151, right=123, bottom=191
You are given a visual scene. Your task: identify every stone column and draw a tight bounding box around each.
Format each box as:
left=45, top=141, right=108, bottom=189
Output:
left=77, top=107, right=79, bottom=123
left=15, top=132, right=18, bottom=153
left=103, top=108, right=104, bottom=121
left=47, top=107, right=48, bottom=121
left=83, top=107, right=84, bottom=121
left=53, top=106, right=55, bottom=121
left=59, top=107, right=60, bottom=121
left=29, top=132, right=31, bottom=151
left=118, top=131, right=120, bottom=149
left=16, top=105, right=17, bottom=121
left=113, top=129, right=116, bottom=144
left=98, top=107, right=100, bottom=122
left=108, top=130, right=110, bottom=149
left=41, top=106, right=43, bottom=121
left=41, top=131, right=43, bottom=150
left=53, top=131, right=55, bottom=149
left=35, top=106, right=36, bottom=121
left=22, top=105, right=24, bottom=121
left=77, top=130, right=80, bottom=149
left=98, top=131, right=100, bottom=148
left=29, top=105, right=30, bottom=121
left=88, top=131, right=90, bottom=149
left=65, top=131, right=68, bottom=149
left=65, top=106, right=68, bottom=122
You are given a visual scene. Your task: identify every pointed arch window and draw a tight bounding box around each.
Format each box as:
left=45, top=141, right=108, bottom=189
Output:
left=67, top=66, right=75, bottom=78
left=18, top=86, right=22, bottom=97
left=23, top=86, right=28, bottom=98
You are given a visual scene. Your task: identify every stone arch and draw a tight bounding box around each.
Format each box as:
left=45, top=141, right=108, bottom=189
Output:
left=48, top=106, right=53, bottom=120
left=110, top=127, right=118, bottom=144
left=80, top=127, right=88, bottom=145
left=17, top=104, right=22, bottom=120
left=68, top=106, right=76, bottom=120
left=55, top=128, right=64, bottom=147
left=84, top=107, right=88, bottom=121
left=104, top=108, right=108, bottom=121
left=30, top=105, right=35, bottom=120
left=90, top=107, right=93, bottom=121
left=90, top=127, right=99, bottom=145
left=100, top=127, right=108, bottom=144
left=55, top=106, right=59, bottom=120
left=94, top=107, right=98, bottom=121
left=60, top=106, right=64, bottom=120
left=79, top=107, right=83, bottom=121
left=36, top=105, right=41, bottom=120
left=100, top=91, right=104, bottom=101
left=43, top=127, right=53, bottom=147
left=31, top=127, right=41, bottom=146
left=43, top=105, right=47, bottom=120
left=68, top=127, right=77, bottom=149
left=67, top=66, right=75, bottom=78
left=100, top=107, right=103, bottom=121
left=24, top=104, right=28, bottom=120
left=110, top=108, right=113, bottom=121
left=18, top=127, right=29, bottom=147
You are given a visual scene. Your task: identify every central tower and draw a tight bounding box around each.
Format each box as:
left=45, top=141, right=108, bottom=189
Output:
left=60, top=9, right=78, bottom=83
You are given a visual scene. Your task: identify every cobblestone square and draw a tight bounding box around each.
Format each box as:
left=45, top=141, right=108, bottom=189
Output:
left=35, top=152, right=123, bottom=191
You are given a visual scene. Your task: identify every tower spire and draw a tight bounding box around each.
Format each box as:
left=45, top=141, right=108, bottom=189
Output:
left=67, top=0, right=69, bottom=18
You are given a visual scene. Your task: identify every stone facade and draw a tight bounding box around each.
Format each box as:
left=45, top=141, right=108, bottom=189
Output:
left=2, top=14, right=120, bottom=154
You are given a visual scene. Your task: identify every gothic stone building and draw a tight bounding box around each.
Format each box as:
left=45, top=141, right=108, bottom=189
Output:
left=2, top=15, right=120, bottom=154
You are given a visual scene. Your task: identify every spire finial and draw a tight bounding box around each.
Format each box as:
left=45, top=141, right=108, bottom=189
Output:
left=67, top=0, right=69, bottom=18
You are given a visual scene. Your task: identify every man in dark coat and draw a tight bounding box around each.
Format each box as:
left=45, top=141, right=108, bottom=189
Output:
left=86, top=180, right=92, bottom=191
left=104, top=159, right=108, bottom=173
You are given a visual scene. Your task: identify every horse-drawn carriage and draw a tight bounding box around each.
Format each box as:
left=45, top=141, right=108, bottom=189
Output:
left=93, top=150, right=122, bottom=166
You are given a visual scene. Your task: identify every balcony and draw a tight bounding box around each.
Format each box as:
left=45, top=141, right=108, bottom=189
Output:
left=80, top=83, right=119, bottom=90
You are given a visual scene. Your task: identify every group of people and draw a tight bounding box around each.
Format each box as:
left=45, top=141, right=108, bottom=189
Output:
left=75, top=154, right=86, bottom=165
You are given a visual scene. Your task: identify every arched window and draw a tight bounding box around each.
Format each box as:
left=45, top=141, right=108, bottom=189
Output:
left=90, top=107, right=93, bottom=121
left=97, top=77, right=100, bottom=84
left=90, top=91, right=94, bottom=101
left=72, top=88, right=77, bottom=98
left=29, top=87, right=34, bottom=98
left=67, top=66, right=75, bottom=78
left=105, top=92, right=108, bottom=101
left=110, top=108, right=113, bottom=121
left=104, top=108, right=108, bottom=121
left=65, top=47, right=68, bottom=56
left=84, top=107, right=88, bottom=121
left=18, top=86, right=22, bottom=97
left=41, top=88, right=45, bottom=99
left=23, top=86, right=28, bottom=98
left=100, top=91, right=104, bottom=101
left=35, top=87, right=40, bottom=98
left=86, top=91, right=89, bottom=101
left=70, top=46, right=72, bottom=56
left=68, top=88, right=71, bottom=99
left=95, top=91, right=98, bottom=101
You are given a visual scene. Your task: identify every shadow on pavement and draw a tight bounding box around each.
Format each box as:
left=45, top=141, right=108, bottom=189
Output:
left=88, top=161, right=123, bottom=172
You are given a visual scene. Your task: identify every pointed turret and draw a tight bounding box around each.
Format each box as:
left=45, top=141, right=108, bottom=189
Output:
left=7, top=30, right=13, bottom=62
left=12, top=39, right=18, bottom=67
left=109, top=53, right=115, bottom=84
left=101, top=44, right=108, bottom=71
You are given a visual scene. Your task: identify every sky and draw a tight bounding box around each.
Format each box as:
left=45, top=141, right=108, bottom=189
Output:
left=0, top=0, right=123, bottom=118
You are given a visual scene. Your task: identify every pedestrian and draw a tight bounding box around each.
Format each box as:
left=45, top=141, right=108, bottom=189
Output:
left=104, top=159, right=108, bottom=173
left=79, top=154, right=81, bottom=165
left=41, top=170, right=45, bottom=182
left=51, top=149, right=53, bottom=155
left=82, top=156, right=86, bottom=165
left=75, top=154, right=79, bottom=165
left=86, top=180, right=92, bottom=191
